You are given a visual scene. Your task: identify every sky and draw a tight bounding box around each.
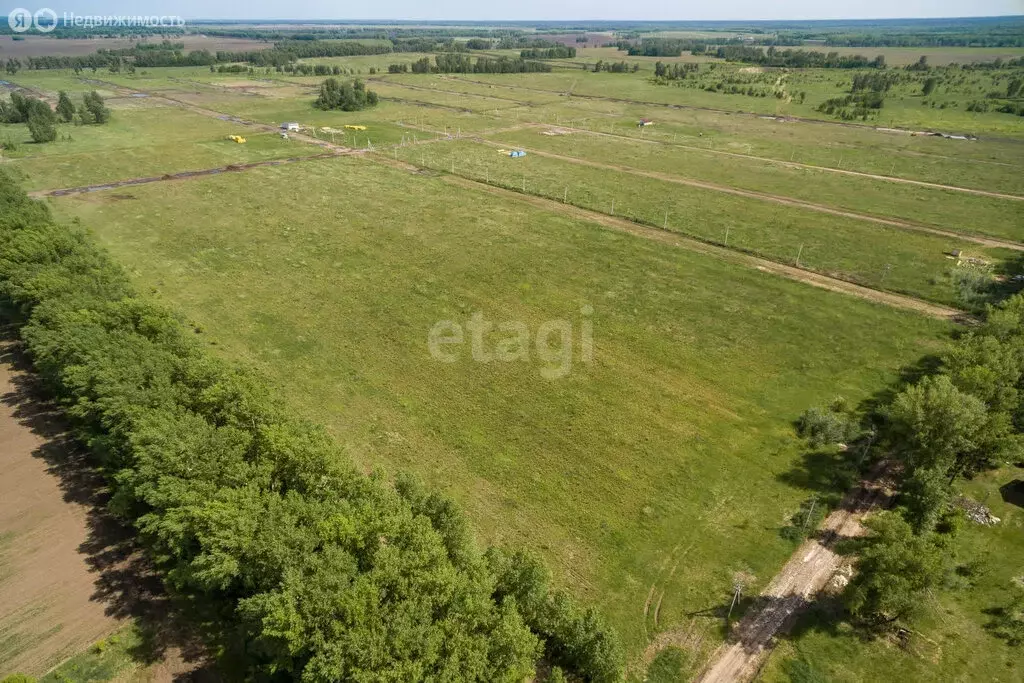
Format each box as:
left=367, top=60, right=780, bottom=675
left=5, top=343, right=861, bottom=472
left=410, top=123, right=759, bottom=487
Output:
left=29, top=0, right=1024, bottom=21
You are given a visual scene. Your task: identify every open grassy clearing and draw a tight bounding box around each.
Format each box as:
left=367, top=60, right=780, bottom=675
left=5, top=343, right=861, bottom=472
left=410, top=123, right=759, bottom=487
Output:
left=758, top=464, right=1024, bottom=683
left=487, top=127, right=1024, bottom=241
left=0, top=100, right=319, bottom=191
left=397, top=137, right=1006, bottom=306
left=48, top=155, right=950, bottom=674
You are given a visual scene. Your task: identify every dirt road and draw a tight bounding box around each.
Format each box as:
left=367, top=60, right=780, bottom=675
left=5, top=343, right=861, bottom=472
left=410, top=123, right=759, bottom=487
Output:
left=0, top=349, right=121, bottom=676
left=693, top=470, right=896, bottom=683
left=525, top=124, right=1024, bottom=202
left=475, top=138, right=1024, bottom=252
left=406, top=162, right=968, bottom=321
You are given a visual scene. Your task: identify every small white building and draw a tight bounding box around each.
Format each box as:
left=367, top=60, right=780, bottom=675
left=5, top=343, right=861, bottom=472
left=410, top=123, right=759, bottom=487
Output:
left=281, top=122, right=300, bottom=132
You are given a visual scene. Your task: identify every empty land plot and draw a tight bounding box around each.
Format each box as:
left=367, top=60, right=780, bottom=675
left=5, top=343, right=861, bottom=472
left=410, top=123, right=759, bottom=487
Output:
left=441, top=72, right=1024, bottom=137
left=489, top=128, right=1024, bottom=242
left=514, top=100, right=1024, bottom=194
left=400, top=139, right=1005, bottom=305
left=380, top=74, right=565, bottom=106
left=49, top=156, right=950, bottom=673
left=0, top=101, right=320, bottom=192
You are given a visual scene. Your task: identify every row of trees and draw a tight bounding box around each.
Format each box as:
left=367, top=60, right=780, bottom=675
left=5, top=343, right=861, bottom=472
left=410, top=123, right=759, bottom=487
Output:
left=520, top=46, right=576, bottom=59
left=0, top=172, right=625, bottom=681
left=0, top=91, right=108, bottom=143
left=314, top=78, right=379, bottom=111
left=653, top=61, right=699, bottom=81
left=421, top=54, right=551, bottom=74
left=716, top=45, right=887, bottom=69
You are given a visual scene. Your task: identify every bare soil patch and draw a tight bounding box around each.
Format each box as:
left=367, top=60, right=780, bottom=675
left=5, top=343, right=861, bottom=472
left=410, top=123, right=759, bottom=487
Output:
left=0, top=346, right=121, bottom=676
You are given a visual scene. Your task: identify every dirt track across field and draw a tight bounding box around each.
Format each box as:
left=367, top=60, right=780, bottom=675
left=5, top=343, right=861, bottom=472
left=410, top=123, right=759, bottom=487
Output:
left=0, top=349, right=121, bottom=676
left=525, top=124, right=1024, bottom=202
left=692, top=468, right=897, bottom=683
left=28, top=153, right=341, bottom=199
left=370, top=155, right=968, bottom=321
left=478, top=138, right=1024, bottom=251
left=43, top=79, right=971, bottom=321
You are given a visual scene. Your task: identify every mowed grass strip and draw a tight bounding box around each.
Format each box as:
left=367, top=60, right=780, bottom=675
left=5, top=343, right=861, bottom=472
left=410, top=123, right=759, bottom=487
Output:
left=399, top=139, right=1001, bottom=306
left=1, top=102, right=321, bottom=191
left=51, top=156, right=949, bottom=665
left=489, top=128, right=1024, bottom=242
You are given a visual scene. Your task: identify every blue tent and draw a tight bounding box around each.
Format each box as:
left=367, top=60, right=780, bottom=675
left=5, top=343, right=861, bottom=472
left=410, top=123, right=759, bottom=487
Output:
left=509, top=150, right=527, bottom=158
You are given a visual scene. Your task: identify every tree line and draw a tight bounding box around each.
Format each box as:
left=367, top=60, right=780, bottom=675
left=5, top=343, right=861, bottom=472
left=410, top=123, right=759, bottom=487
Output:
left=0, top=172, right=625, bottom=681
left=520, top=46, right=577, bottom=59
left=796, top=291, right=1024, bottom=637
left=716, top=45, right=887, bottom=69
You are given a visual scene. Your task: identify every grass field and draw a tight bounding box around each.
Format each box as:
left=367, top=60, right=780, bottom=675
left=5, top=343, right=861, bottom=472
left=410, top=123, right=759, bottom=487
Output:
left=3, top=38, right=1023, bottom=680
left=48, top=155, right=951, bottom=676
left=396, top=138, right=1007, bottom=306
left=1, top=100, right=320, bottom=191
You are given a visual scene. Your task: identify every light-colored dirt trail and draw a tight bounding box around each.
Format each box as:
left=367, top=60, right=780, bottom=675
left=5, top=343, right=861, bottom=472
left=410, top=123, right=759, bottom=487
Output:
left=444, top=74, right=1024, bottom=145
left=475, top=137, right=1024, bottom=251
left=372, top=155, right=967, bottom=321
left=520, top=122, right=1024, bottom=200
left=0, top=350, right=122, bottom=676
left=28, top=153, right=342, bottom=198
left=52, top=79, right=970, bottom=320
left=693, top=468, right=897, bottom=683
left=527, top=124, right=1024, bottom=202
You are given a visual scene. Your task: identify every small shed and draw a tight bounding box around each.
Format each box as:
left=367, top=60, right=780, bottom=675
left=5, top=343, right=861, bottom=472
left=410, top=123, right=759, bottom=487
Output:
left=281, top=122, right=300, bottom=132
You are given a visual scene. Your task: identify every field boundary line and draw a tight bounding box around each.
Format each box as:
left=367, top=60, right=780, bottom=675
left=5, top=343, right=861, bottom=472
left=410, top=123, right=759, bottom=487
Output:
left=523, top=123, right=1024, bottom=202
left=368, top=153, right=968, bottom=321
left=28, top=153, right=344, bottom=198
left=438, top=74, right=1024, bottom=144
left=471, top=137, right=1024, bottom=251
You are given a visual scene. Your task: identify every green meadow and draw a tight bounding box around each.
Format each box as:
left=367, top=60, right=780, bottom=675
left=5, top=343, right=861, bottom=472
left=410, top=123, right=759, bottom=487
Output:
left=50, top=156, right=949, bottom=674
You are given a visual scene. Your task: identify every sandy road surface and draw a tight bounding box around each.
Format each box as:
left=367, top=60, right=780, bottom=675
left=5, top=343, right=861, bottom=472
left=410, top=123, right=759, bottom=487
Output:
left=694, top=470, right=896, bottom=683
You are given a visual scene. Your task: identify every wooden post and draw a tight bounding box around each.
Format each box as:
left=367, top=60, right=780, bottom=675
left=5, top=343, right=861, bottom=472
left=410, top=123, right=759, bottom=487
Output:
left=796, top=244, right=804, bottom=266
left=564, top=186, right=568, bottom=203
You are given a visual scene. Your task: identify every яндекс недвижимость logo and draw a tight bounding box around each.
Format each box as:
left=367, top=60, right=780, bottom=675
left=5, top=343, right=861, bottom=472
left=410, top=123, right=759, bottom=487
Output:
left=8, top=8, right=185, bottom=32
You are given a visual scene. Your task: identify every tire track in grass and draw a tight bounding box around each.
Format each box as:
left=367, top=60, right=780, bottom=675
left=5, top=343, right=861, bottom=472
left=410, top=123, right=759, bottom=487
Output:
left=476, top=137, right=1024, bottom=251
left=370, top=154, right=969, bottom=321
left=523, top=123, right=1024, bottom=202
